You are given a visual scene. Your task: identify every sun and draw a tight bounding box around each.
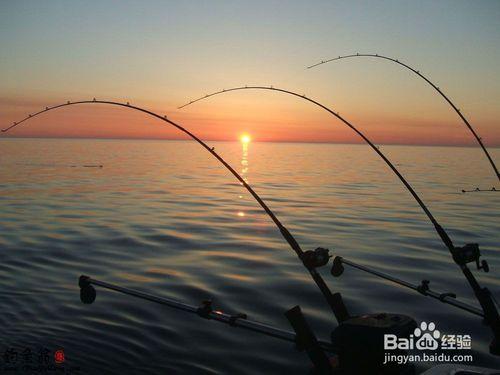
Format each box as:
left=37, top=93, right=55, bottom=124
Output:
left=240, top=134, right=251, bottom=144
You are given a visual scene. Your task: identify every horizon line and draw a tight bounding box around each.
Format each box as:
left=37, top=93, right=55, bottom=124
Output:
left=1, top=135, right=499, bottom=149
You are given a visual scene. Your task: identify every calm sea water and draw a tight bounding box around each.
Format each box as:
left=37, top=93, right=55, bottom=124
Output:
left=0, top=138, right=499, bottom=374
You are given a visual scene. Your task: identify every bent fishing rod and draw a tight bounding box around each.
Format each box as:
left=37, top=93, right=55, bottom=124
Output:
left=179, top=86, right=500, bottom=354
left=307, top=53, right=500, bottom=183
left=1, top=99, right=348, bottom=324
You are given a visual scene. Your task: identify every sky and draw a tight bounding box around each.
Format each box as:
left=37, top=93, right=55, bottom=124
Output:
left=0, top=0, right=499, bottom=146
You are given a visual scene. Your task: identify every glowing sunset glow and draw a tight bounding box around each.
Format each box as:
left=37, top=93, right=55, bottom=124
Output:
left=240, top=134, right=251, bottom=144
left=0, top=2, right=499, bottom=146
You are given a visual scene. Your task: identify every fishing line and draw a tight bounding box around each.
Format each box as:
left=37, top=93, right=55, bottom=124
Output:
left=1, top=99, right=348, bottom=323
left=307, top=53, right=500, bottom=183
left=179, top=86, right=500, bottom=347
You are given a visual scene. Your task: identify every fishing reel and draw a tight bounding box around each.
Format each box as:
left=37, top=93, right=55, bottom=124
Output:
left=79, top=275, right=97, bottom=304
left=330, top=256, right=344, bottom=277
left=301, top=247, right=331, bottom=270
left=452, top=243, right=489, bottom=272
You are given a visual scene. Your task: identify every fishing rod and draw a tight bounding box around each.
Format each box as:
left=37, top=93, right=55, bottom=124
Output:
left=77, top=276, right=335, bottom=352
left=307, top=53, right=500, bottom=183
left=462, top=187, right=498, bottom=193
left=179, top=86, right=500, bottom=354
left=4, top=98, right=498, bottom=373
left=1, top=99, right=349, bottom=325
left=330, top=256, right=485, bottom=317
left=78, top=275, right=337, bottom=372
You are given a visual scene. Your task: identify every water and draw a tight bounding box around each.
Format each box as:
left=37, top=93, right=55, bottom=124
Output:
left=0, top=138, right=499, bottom=374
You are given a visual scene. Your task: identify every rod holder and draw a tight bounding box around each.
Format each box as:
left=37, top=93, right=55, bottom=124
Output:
left=285, top=305, right=333, bottom=374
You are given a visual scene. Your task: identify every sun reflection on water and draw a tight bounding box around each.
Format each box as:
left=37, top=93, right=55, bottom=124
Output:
left=237, top=134, right=250, bottom=216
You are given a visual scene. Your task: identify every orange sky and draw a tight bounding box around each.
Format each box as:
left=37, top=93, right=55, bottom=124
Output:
left=1, top=92, right=498, bottom=147
left=1, top=2, right=499, bottom=147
